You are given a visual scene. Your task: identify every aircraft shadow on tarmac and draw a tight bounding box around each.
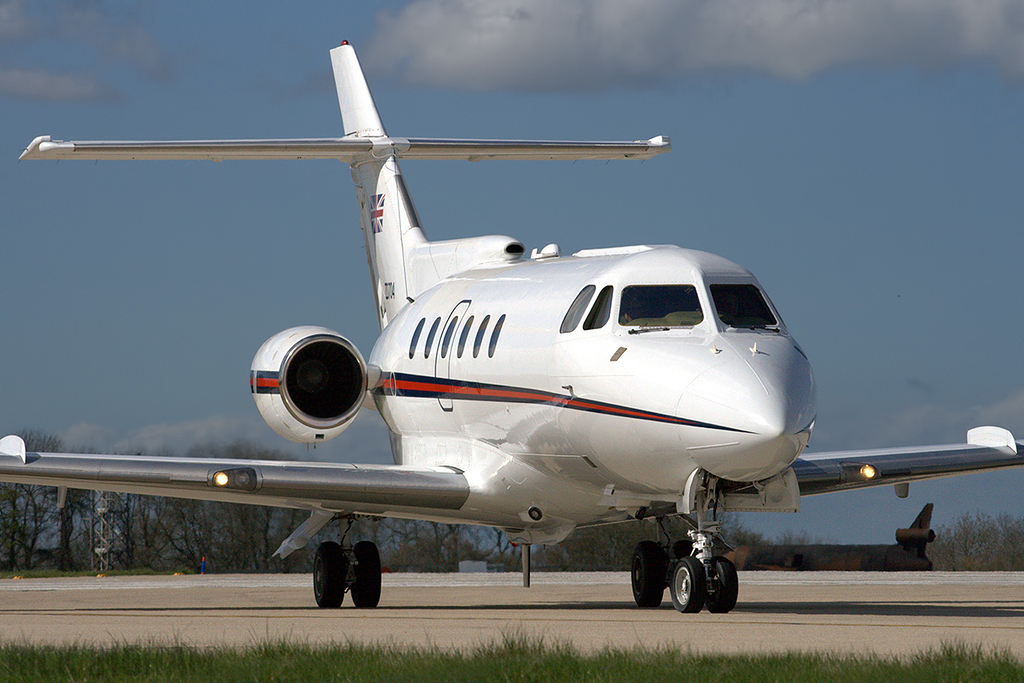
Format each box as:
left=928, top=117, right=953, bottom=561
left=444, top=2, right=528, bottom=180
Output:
left=34, top=600, right=1023, bottom=620
left=390, top=601, right=1024, bottom=619
left=733, top=600, right=1024, bottom=619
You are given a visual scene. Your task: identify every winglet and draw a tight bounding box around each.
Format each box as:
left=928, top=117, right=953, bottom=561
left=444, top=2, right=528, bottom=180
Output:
left=0, top=435, right=27, bottom=463
left=645, top=135, right=671, bottom=152
left=329, top=42, right=386, bottom=138
left=20, top=136, right=77, bottom=160
left=20, top=135, right=50, bottom=160
left=967, top=426, right=1017, bottom=454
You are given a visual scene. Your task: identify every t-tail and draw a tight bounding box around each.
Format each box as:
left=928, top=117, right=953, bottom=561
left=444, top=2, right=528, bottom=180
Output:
left=331, top=43, right=427, bottom=329
left=328, top=42, right=671, bottom=329
left=20, top=40, right=671, bottom=330
left=330, top=43, right=531, bottom=329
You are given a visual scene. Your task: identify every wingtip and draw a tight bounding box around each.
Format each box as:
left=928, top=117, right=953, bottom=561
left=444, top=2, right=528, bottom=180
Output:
left=648, top=135, right=671, bottom=152
left=0, top=435, right=27, bottom=463
left=19, top=135, right=51, bottom=160
left=967, top=426, right=1017, bottom=453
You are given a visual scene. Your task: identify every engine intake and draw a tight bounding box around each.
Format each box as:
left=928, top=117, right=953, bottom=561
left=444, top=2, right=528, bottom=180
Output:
left=251, top=326, right=366, bottom=443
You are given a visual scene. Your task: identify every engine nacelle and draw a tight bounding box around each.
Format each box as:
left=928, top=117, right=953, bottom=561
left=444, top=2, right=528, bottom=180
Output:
left=251, top=326, right=366, bottom=444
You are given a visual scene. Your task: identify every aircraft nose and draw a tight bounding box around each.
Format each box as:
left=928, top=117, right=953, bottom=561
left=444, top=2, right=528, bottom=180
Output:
left=748, top=351, right=816, bottom=438
left=680, top=337, right=816, bottom=481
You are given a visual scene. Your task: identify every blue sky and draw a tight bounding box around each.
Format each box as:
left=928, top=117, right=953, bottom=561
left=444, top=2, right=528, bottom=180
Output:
left=2, top=1, right=1023, bottom=543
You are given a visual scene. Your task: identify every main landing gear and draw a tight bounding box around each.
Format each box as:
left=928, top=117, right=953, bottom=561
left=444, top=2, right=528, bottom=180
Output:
left=313, top=519, right=382, bottom=608
left=630, top=475, right=739, bottom=614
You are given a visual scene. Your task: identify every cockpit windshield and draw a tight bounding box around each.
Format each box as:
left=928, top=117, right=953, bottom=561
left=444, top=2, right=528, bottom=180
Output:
left=619, top=285, right=704, bottom=327
left=710, top=284, right=777, bottom=329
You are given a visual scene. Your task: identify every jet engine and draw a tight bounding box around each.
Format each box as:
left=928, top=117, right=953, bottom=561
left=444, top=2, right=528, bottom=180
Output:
left=251, top=326, right=366, bottom=444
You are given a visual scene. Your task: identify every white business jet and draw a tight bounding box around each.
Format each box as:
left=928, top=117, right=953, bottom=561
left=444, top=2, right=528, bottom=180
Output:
left=6, top=43, right=1022, bottom=614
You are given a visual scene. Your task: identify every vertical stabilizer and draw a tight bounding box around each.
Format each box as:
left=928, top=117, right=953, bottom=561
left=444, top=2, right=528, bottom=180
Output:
left=332, top=42, right=426, bottom=329
left=330, top=42, right=385, bottom=138
left=909, top=503, right=933, bottom=530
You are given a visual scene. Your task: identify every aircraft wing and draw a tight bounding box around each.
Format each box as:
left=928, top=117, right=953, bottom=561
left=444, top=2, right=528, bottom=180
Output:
left=19, top=135, right=670, bottom=162
left=792, top=426, right=1022, bottom=496
left=0, top=435, right=468, bottom=516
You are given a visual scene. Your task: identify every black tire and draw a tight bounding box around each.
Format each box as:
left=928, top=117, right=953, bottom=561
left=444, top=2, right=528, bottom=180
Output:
left=313, top=541, right=347, bottom=608
left=631, top=540, right=668, bottom=608
left=350, top=540, right=382, bottom=608
left=672, top=539, right=693, bottom=559
left=669, top=556, right=706, bottom=614
left=705, top=556, right=739, bottom=614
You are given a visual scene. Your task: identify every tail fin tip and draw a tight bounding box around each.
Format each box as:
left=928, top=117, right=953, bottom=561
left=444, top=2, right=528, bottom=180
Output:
left=330, top=42, right=386, bottom=138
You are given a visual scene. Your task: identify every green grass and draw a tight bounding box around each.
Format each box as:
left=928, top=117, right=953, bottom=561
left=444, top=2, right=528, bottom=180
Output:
left=0, top=567, right=194, bottom=580
left=0, top=565, right=194, bottom=581
left=0, top=638, right=1020, bottom=683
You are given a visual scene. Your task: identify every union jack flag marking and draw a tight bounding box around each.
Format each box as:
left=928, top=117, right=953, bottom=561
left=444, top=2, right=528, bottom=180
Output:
left=370, top=193, right=385, bottom=233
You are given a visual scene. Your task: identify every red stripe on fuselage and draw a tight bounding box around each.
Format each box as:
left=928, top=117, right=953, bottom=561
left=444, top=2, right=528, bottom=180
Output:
left=391, top=378, right=564, bottom=404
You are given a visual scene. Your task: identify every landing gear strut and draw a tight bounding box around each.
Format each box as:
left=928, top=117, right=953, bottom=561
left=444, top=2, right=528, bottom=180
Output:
left=313, top=518, right=382, bottom=608
left=630, top=473, right=740, bottom=614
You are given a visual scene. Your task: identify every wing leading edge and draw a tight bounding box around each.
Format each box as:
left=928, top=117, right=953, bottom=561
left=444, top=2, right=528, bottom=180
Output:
left=792, top=426, right=1022, bottom=496
left=0, top=436, right=468, bottom=515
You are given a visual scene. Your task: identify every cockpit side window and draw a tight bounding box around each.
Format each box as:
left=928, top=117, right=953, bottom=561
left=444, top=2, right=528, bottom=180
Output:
left=619, top=285, right=703, bottom=327
left=583, top=286, right=613, bottom=330
left=710, top=284, right=777, bottom=329
left=560, top=285, right=596, bottom=333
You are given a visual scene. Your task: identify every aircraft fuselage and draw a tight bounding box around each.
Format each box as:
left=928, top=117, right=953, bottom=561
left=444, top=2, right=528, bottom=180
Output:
left=369, top=244, right=816, bottom=539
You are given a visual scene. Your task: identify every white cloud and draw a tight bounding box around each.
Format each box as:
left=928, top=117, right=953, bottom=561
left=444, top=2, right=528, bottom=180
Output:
left=810, top=388, right=1024, bottom=451
left=365, top=0, right=1024, bottom=90
left=60, top=415, right=266, bottom=455
left=0, top=0, right=32, bottom=41
left=0, top=66, right=117, bottom=101
left=0, top=0, right=172, bottom=101
left=54, top=2, right=173, bottom=81
left=57, top=411, right=396, bottom=464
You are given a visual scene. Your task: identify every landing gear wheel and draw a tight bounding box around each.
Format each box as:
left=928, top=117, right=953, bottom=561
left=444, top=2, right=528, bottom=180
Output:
left=631, top=540, right=669, bottom=608
left=350, top=540, right=382, bottom=608
left=313, top=541, right=348, bottom=608
left=669, top=556, right=707, bottom=613
left=705, top=556, right=738, bottom=613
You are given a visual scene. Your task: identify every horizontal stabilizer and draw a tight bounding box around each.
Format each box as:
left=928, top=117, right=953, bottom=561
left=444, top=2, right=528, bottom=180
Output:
left=20, top=135, right=670, bottom=162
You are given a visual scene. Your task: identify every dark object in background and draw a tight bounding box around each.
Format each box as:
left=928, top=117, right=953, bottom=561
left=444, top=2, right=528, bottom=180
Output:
left=726, top=504, right=935, bottom=571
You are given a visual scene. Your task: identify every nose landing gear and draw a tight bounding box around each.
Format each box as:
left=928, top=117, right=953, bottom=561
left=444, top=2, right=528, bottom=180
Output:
left=630, top=473, right=740, bottom=614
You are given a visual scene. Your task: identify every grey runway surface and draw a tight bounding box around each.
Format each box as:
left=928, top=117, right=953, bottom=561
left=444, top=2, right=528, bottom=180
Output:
left=2, top=572, right=1023, bottom=655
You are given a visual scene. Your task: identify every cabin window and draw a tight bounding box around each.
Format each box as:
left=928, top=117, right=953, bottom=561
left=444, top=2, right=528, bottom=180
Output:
left=408, top=318, right=426, bottom=359
left=423, top=317, right=442, bottom=358
left=560, top=285, right=596, bottom=333
left=488, top=314, right=506, bottom=358
left=619, top=285, right=703, bottom=327
left=583, top=286, right=613, bottom=330
left=440, top=316, right=459, bottom=358
left=457, top=316, right=474, bottom=358
left=474, top=315, right=490, bottom=358
left=710, top=284, right=777, bottom=329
